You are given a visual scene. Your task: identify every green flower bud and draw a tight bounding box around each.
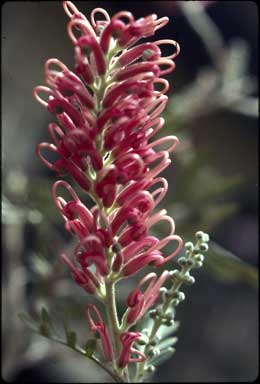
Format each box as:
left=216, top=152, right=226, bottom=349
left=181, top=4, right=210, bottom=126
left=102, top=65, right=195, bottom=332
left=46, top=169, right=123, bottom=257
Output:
left=185, top=242, right=194, bottom=251
left=165, top=318, right=175, bottom=326
left=169, top=270, right=181, bottom=282
left=146, top=365, right=156, bottom=373
left=199, top=243, right=209, bottom=252
left=193, top=261, right=203, bottom=268
left=171, top=298, right=180, bottom=307
left=202, top=233, right=210, bottom=243
left=177, top=257, right=188, bottom=267
left=195, top=231, right=204, bottom=240
left=194, top=254, right=204, bottom=262
left=164, top=312, right=173, bottom=321
left=148, top=347, right=160, bottom=358
left=183, top=274, right=195, bottom=285
left=160, top=287, right=167, bottom=294
left=178, top=291, right=185, bottom=302
left=186, top=258, right=194, bottom=267
left=136, top=334, right=149, bottom=345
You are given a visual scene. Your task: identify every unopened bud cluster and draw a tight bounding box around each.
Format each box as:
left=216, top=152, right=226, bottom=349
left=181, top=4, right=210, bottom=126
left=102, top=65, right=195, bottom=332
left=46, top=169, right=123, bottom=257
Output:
left=136, top=231, right=209, bottom=381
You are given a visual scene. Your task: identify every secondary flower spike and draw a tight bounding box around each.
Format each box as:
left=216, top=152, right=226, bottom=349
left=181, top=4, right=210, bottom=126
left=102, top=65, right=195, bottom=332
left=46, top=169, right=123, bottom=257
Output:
left=34, top=1, right=183, bottom=376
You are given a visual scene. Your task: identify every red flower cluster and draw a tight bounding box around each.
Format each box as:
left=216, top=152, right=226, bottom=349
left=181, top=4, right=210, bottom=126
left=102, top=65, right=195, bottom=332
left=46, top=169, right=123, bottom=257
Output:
left=34, top=1, right=183, bottom=368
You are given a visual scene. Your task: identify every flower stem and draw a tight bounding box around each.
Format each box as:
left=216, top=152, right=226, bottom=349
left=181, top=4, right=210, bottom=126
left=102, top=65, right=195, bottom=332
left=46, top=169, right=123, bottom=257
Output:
left=105, top=280, right=124, bottom=378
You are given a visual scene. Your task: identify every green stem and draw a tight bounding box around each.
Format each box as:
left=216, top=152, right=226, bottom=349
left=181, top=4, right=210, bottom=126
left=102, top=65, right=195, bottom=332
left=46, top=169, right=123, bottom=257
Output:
left=105, top=281, right=121, bottom=354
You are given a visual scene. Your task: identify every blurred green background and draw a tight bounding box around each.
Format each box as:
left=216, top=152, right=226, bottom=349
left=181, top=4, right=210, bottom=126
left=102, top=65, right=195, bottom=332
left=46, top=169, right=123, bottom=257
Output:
left=2, top=1, right=258, bottom=382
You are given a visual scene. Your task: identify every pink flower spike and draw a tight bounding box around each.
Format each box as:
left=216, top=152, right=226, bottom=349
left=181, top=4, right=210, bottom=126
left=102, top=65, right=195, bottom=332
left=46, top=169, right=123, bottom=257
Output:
left=34, top=5, right=184, bottom=372
left=86, top=304, right=114, bottom=361
left=118, top=332, right=146, bottom=368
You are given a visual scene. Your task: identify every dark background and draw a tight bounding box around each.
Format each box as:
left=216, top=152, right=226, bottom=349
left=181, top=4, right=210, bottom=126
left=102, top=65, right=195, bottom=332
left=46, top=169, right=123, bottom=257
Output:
left=2, top=1, right=258, bottom=382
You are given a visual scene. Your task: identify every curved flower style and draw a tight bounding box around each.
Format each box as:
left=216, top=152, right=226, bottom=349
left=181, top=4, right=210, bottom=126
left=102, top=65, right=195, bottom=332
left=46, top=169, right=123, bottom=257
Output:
left=86, top=304, right=114, bottom=361
left=118, top=332, right=146, bottom=368
left=34, top=1, right=183, bottom=377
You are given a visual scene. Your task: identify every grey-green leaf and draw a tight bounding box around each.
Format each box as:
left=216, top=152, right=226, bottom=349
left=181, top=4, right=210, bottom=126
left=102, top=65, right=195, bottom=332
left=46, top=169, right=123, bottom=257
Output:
left=151, top=347, right=176, bottom=366
left=158, top=336, right=178, bottom=351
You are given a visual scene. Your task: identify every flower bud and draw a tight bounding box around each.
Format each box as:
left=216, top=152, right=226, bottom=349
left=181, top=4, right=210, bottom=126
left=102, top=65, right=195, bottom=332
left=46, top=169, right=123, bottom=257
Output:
left=165, top=318, right=175, bottom=326
left=146, top=365, right=156, bottom=373
left=148, top=347, right=160, bottom=358
left=177, top=257, right=188, bottom=267
left=136, top=334, right=149, bottom=345
left=193, top=261, right=203, bottom=268
left=171, top=298, right=180, bottom=307
left=199, top=243, right=209, bottom=252
left=194, top=254, right=204, bottom=262
left=195, top=231, right=204, bottom=240
left=159, top=287, right=167, bottom=294
left=183, top=274, right=195, bottom=285
left=178, top=291, right=185, bottom=302
left=185, top=241, right=194, bottom=251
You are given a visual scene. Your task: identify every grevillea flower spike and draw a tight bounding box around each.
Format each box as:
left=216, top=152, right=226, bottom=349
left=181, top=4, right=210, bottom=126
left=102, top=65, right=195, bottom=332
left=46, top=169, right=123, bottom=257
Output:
left=32, top=1, right=208, bottom=382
